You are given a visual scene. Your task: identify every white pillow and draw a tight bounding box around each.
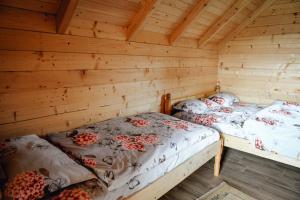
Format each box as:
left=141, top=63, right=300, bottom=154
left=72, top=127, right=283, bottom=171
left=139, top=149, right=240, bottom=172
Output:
left=173, top=99, right=208, bottom=114
left=208, top=92, right=240, bottom=107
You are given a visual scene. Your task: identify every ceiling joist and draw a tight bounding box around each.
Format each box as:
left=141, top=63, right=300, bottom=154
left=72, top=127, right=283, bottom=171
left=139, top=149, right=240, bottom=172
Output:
left=218, top=0, right=276, bottom=48
left=126, top=0, right=162, bottom=41
left=56, top=0, right=79, bottom=34
left=169, top=0, right=210, bottom=45
left=198, top=0, right=249, bottom=48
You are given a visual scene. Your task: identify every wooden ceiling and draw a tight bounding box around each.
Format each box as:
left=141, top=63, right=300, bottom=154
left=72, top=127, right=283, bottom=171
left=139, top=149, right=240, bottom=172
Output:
left=0, top=0, right=282, bottom=47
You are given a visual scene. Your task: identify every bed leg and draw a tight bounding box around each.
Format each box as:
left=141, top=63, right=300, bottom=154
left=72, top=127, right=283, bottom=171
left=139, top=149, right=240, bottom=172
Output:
left=214, top=136, right=224, bottom=176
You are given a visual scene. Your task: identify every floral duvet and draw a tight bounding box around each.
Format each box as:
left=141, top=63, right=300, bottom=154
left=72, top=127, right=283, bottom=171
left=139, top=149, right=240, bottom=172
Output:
left=243, top=101, right=300, bottom=160
left=173, top=103, right=263, bottom=139
left=47, top=112, right=220, bottom=196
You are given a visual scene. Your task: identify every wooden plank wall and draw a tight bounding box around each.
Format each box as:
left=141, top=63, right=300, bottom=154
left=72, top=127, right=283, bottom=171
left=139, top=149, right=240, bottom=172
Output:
left=219, top=0, right=300, bottom=104
left=0, top=6, right=218, bottom=138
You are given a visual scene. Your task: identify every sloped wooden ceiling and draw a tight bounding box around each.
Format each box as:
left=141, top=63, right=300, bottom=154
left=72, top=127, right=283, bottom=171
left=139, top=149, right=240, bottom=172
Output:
left=0, top=0, right=291, bottom=47
left=66, top=0, right=267, bottom=46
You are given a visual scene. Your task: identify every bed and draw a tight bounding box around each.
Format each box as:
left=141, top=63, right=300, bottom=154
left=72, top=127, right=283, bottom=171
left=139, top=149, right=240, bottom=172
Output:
left=163, top=93, right=300, bottom=168
left=1, top=112, right=222, bottom=200
left=243, top=100, right=300, bottom=161
left=173, top=102, right=263, bottom=140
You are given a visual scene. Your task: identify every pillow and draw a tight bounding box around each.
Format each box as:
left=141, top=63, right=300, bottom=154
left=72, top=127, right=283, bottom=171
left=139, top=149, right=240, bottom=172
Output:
left=201, top=98, right=221, bottom=109
left=0, top=135, right=96, bottom=200
left=173, top=99, right=208, bottom=114
left=208, top=92, right=239, bottom=107
left=45, top=179, right=106, bottom=200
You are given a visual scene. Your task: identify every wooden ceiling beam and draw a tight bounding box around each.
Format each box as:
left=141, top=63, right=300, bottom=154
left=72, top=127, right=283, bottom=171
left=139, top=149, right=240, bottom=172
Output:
left=56, top=0, right=79, bottom=34
left=126, top=0, right=162, bottom=41
left=198, top=0, right=249, bottom=48
left=219, top=0, right=276, bottom=48
left=169, top=0, right=209, bottom=45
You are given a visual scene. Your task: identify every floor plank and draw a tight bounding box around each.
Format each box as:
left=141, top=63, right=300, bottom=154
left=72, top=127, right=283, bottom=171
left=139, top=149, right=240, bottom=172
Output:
left=160, top=148, right=300, bottom=200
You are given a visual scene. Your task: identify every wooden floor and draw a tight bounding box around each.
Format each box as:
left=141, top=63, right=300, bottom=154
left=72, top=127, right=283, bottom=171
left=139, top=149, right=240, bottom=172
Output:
left=160, top=148, right=300, bottom=200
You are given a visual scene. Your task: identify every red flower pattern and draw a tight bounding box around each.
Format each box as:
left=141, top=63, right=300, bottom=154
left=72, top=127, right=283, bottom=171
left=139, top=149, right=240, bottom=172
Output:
left=73, top=132, right=99, bottom=146
left=202, top=99, right=214, bottom=108
left=256, top=117, right=278, bottom=126
left=114, top=134, right=159, bottom=151
left=135, top=134, right=159, bottom=145
left=194, top=115, right=217, bottom=126
left=284, top=101, right=300, bottom=107
left=218, top=107, right=233, bottom=113
left=81, top=157, right=97, bottom=168
left=210, top=96, right=225, bottom=105
left=174, top=122, right=189, bottom=130
left=122, top=142, right=145, bottom=151
left=271, top=109, right=291, bottom=116
left=52, top=188, right=91, bottom=200
left=5, top=171, right=45, bottom=200
left=255, top=138, right=264, bottom=150
left=131, top=119, right=150, bottom=127
left=162, top=120, right=192, bottom=130
left=113, top=135, right=131, bottom=143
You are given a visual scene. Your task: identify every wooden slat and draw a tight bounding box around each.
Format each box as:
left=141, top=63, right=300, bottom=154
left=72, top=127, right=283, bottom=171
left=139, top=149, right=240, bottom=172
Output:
left=0, top=68, right=217, bottom=93
left=0, top=79, right=216, bottom=124
left=67, top=19, right=127, bottom=40
left=0, top=5, right=56, bottom=33
left=219, top=33, right=300, bottom=104
left=219, top=0, right=277, bottom=48
left=198, top=0, right=249, bottom=48
left=0, top=29, right=218, bottom=58
left=223, top=134, right=300, bottom=168
left=169, top=0, right=209, bottom=45
left=0, top=0, right=60, bottom=14
left=56, top=0, right=79, bottom=34
left=127, top=0, right=162, bottom=41
left=238, top=24, right=300, bottom=38
left=0, top=84, right=216, bottom=137
left=249, top=12, right=300, bottom=27
left=0, top=50, right=217, bottom=71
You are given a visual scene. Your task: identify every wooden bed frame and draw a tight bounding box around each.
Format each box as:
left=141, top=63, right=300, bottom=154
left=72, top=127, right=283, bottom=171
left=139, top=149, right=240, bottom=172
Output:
left=125, top=95, right=224, bottom=200
left=163, top=93, right=300, bottom=169
left=224, top=134, right=300, bottom=168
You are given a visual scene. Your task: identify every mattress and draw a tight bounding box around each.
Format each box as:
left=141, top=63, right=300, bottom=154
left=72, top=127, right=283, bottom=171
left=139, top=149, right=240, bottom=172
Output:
left=173, top=103, right=263, bottom=139
left=47, top=112, right=219, bottom=193
left=243, top=101, right=300, bottom=160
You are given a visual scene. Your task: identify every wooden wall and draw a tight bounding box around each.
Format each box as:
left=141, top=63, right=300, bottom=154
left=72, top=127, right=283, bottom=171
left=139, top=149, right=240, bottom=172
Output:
left=0, top=6, right=218, bottom=138
left=3, top=0, right=299, bottom=138
left=219, top=0, right=300, bottom=104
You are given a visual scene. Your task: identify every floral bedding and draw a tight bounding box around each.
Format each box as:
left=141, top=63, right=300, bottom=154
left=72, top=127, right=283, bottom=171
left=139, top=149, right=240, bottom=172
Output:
left=173, top=99, right=209, bottom=114
left=47, top=112, right=220, bottom=192
left=41, top=179, right=106, bottom=200
left=0, top=135, right=96, bottom=200
left=243, top=101, right=300, bottom=160
left=44, top=134, right=218, bottom=200
left=173, top=103, right=263, bottom=139
left=208, top=92, right=240, bottom=107
left=40, top=135, right=218, bottom=200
